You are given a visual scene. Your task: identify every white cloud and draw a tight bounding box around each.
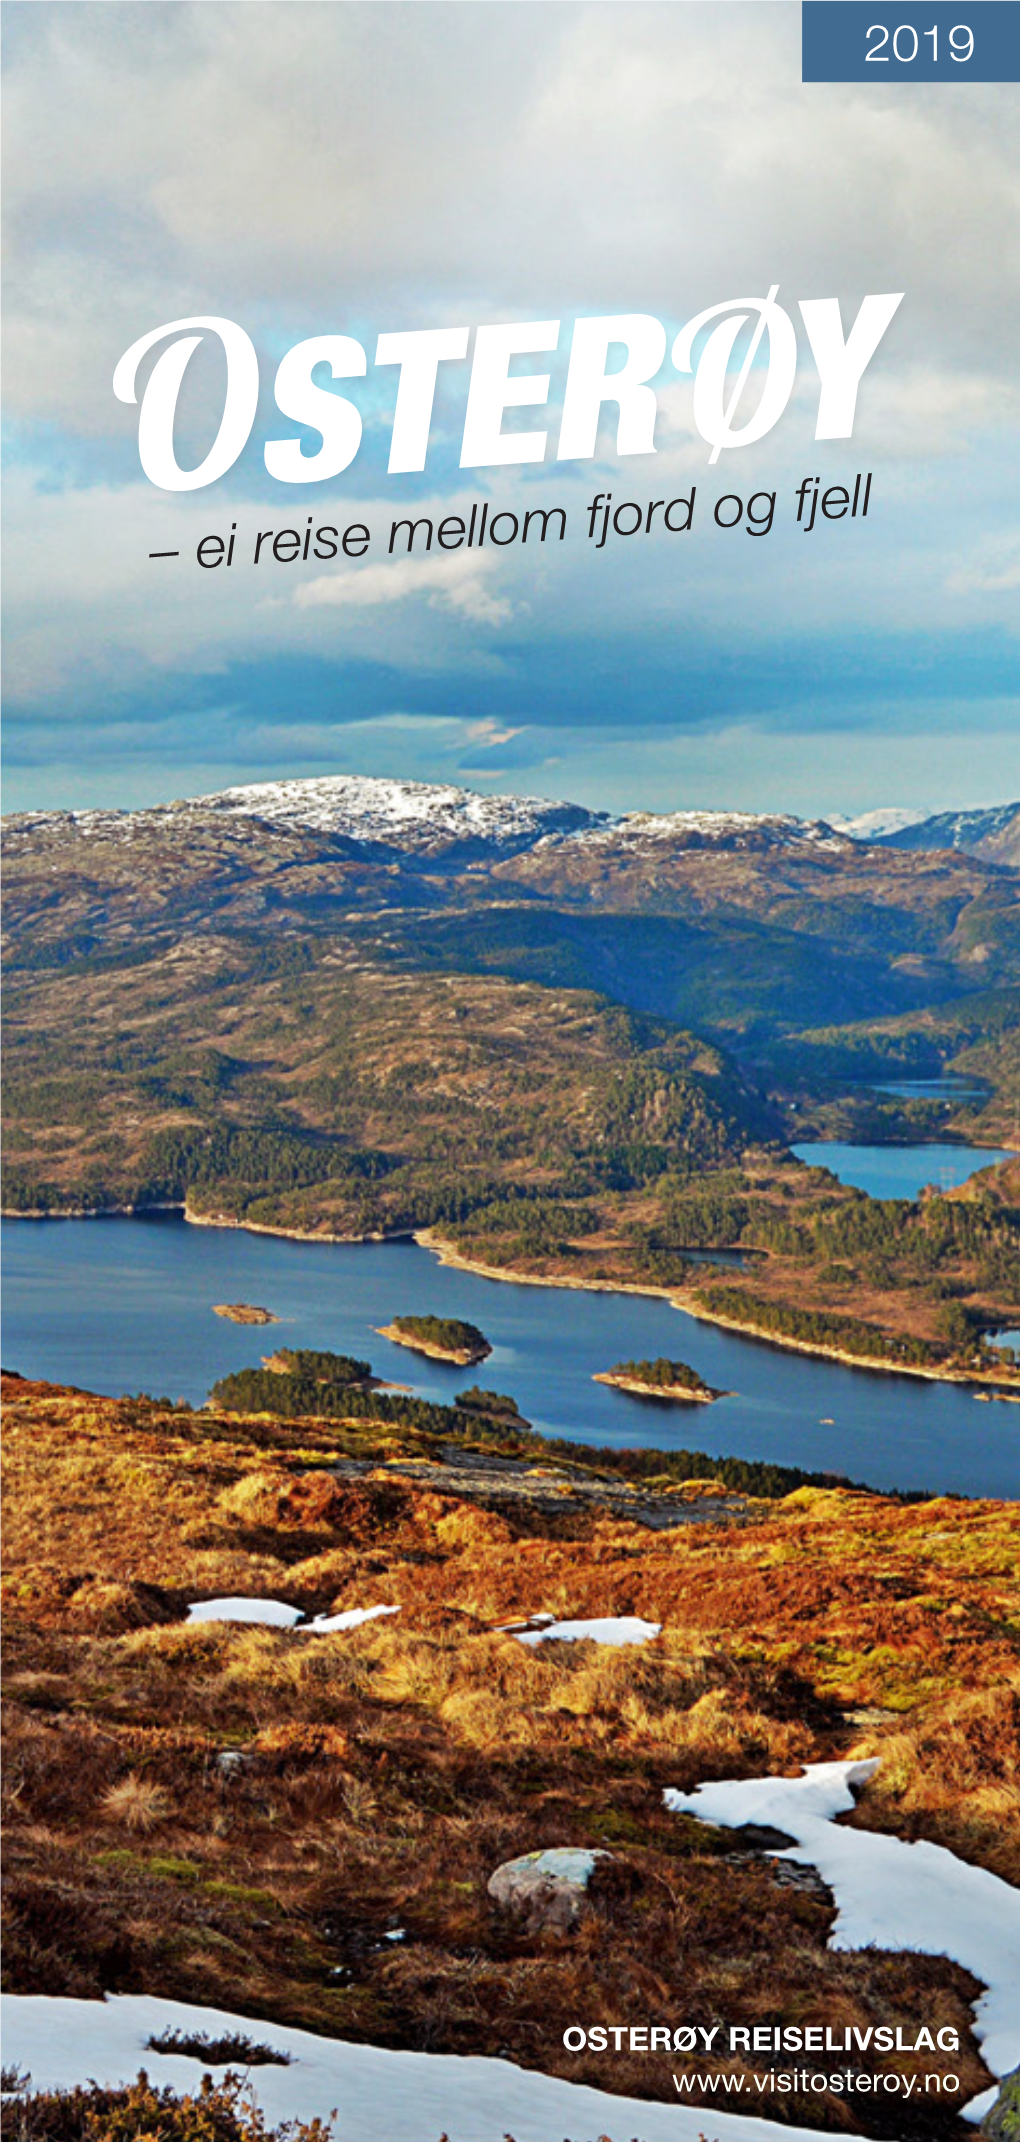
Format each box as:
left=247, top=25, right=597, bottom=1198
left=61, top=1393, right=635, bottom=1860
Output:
left=294, top=551, right=512, bottom=625
left=946, top=536, right=1020, bottom=597
left=4, top=2, right=1018, bottom=443
left=464, top=718, right=524, bottom=748
left=1, top=7, right=1016, bottom=765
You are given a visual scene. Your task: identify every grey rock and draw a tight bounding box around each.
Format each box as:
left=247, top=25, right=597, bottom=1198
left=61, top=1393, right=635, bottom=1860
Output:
left=487, top=1847, right=613, bottom=1933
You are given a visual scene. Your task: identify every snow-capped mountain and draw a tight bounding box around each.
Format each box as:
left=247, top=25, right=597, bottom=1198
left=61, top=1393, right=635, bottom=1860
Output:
left=832, top=807, right=929, bottom=842
left=873, top=802, right=1020, bottom=864
left=560, top=808, right=848, bottom=852
left=3, top=776, right=850, bottom=860
left=196, top=775, right=608, bottom=852
left=5, top=778, right=606, bottom=859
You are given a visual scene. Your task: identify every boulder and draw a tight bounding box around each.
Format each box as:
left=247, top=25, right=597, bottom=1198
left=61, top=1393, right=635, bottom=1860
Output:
left=487, top=1847, right=613, bottom=1933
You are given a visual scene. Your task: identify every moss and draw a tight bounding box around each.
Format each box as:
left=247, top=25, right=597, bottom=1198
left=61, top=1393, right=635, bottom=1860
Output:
left=147, top=1856, right=204, bottom=1884
left=203, top=1880, right=283, bottom=1912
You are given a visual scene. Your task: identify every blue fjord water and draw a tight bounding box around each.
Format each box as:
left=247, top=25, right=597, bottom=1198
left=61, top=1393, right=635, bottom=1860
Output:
left=792, top=1140, right=1011, bottom=1201
left=2, top=1207, right=1016, bottom=1499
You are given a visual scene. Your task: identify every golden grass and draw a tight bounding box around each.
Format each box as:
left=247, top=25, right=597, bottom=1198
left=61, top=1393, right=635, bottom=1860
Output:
left=2, top=1374, right=1017, bottom=2136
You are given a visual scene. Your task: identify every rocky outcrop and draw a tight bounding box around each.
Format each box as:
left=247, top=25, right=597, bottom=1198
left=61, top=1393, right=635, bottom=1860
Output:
left=213, top=1303, right=279, bottom=1325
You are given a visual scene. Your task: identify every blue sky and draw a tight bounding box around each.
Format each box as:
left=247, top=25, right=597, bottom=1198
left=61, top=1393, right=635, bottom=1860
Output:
left=3, top=1, right=1017, bottom=820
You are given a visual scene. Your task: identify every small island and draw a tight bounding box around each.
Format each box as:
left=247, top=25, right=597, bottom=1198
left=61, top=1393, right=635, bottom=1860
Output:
left=377, top=1314, right=492, bottom=1366
left=213, top=1302, right=280, bottom=1326
left=261, top=1346, right=373, bottom=1383
left=593, top=1356, right=722, bottom=1403
left=455, top=1385, right=532, bottom=1430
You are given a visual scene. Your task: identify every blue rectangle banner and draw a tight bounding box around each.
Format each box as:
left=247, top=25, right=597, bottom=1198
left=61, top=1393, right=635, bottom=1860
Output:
left=803, top=1, right=1020, bottom=81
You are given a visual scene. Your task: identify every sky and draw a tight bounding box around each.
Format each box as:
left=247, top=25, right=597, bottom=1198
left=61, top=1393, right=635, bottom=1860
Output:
left=2, top=0, right=1018, bottom=820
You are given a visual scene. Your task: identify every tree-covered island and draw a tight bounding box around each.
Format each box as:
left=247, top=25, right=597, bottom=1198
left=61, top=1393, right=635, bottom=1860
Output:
left=377, top=1314, right=492, bottom=1365
left=594, top=1356, right=722, bottom=1402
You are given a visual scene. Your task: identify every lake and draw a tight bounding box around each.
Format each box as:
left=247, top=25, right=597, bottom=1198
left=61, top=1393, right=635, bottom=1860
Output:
left=792, top=1139, right=1011, bottom=1200
left=2, top=1213, right=1016, bottom=1500
left=865, top=1071, right=989, bottom=1105
left=870, top=1078, right=990, bottom=1102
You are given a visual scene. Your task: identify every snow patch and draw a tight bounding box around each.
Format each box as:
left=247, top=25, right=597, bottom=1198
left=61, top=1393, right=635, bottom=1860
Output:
left=665, top=1760, right=1020, bottom=2110
left=186, top=1597, right=303, bottom=1628
left=510, top=1614, right=661, bottom=1648
left=185, top=1599, right=399, bottom=1633
left=305, top=1605, right=400, bottom=1634
left=0, top=779, right=604, bottom=855
left=0, top=1990, right=844, bottom=2142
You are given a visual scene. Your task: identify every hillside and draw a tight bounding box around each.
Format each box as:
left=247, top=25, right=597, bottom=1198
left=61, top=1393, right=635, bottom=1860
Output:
left=3, top=778, right=1018, bottom=1374
left=5, top=782, right=1017, bottom=1046
left=1, top=945, right=766, bottom=1227
left=3, top=1371, right=1018, bottom=2135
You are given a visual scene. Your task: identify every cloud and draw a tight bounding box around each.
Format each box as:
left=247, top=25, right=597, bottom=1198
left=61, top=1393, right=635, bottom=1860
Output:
left=464, top=719, right=524, bottom=748
left=294, top=552, right=512, bottom=624
left=4, top=2, right=1019, bottom=445
left=2, top=3, right=1017, bottom=819
left=945, top=536, right=1020, bottom=597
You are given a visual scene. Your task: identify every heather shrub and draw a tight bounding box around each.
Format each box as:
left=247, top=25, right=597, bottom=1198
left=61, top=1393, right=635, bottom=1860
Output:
left=0, top=2070, right=330, bottom=2140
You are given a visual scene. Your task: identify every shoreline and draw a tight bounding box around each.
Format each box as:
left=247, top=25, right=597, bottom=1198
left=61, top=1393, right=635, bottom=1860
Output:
left=592, top=1371, right=717, bottom=1404
left=418, top=1232, right=1020, bottom=1397
left=4, top=1200, right=1018, bottom=1399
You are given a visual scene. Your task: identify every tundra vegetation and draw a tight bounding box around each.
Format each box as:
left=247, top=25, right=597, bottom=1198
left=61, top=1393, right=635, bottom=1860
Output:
left=0, top=2069, right=329, bottom=2140
left=3, top=1368, right=1018, bottom=2140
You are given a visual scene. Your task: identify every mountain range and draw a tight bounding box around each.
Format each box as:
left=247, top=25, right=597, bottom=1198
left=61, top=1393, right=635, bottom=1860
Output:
left=5, top=780, right=1018, bottom=1050
left=10, top=779, right=1017, bottom=868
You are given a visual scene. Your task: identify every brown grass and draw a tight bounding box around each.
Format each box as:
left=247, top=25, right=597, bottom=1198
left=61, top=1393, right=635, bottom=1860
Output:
left=3, top=1374, right=1017, bottom=2138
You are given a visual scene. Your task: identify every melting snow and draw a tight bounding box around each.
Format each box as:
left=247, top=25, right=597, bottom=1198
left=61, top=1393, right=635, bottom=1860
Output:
left=185, top=1599, right=399, bottom=1633
left=186, top=1598, right=303, bottom=1628
left=665, top=1759, right=1020, bottom=2116
left=0, top=1990, right=846, bottom=2142
left=305, top=1605, right=400, bottom=1634
left=510, top=1615, right=661, bottom=1647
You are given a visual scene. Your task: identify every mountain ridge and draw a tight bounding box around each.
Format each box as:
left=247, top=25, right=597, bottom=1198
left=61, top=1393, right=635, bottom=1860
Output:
left=2, top=773, right=854, bottom=863
left=872, top=801, right=1020, bottom=868
left=8, top=776, right=1016, bottom=869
